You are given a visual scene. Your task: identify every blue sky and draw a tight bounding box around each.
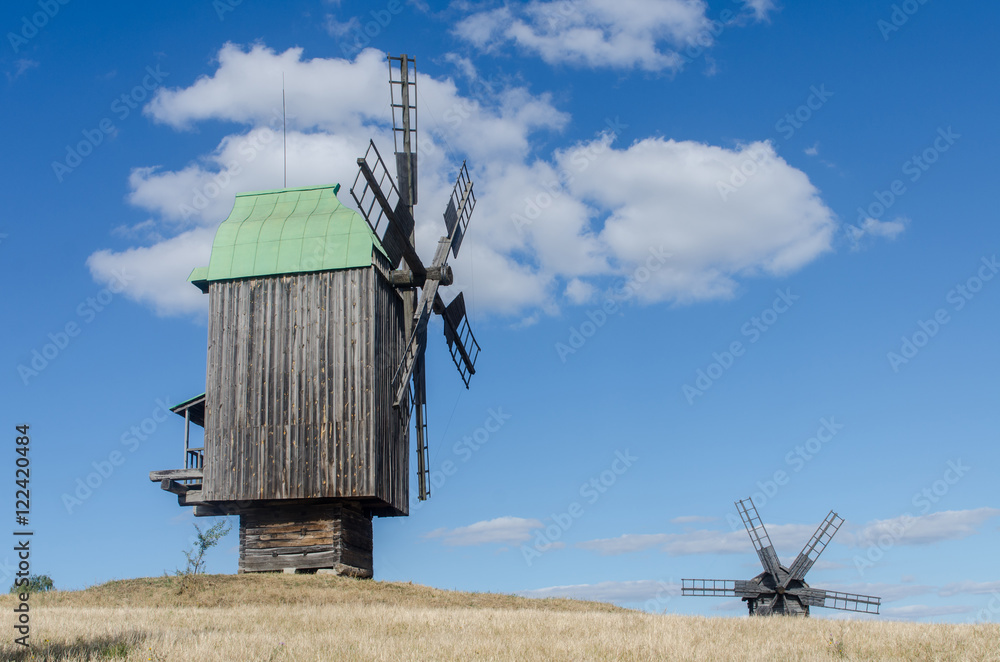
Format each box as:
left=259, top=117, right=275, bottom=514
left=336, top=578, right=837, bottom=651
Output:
left=3, top=0, right=999, bottom=623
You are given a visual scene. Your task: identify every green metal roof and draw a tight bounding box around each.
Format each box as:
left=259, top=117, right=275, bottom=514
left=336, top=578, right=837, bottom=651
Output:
left=189, top=184, right=386, bottom=290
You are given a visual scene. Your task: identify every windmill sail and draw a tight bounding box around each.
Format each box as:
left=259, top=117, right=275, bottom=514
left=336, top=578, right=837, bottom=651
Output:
left=684, top=499, right=881, bottom=617
left=736, top=498, right=783, bottom=579
left=438, top=293, right=480, bottom=387
left=412, top=324, right=430, bottom=500
left=351, top=140, right=423, bottom=274
left=389, top=54, right=418, bottom=208
left=798, top=588, right=881, bottom=614
left=783, top=510, right=843, bottom=586
left=391, top=164, right=476, bottom=407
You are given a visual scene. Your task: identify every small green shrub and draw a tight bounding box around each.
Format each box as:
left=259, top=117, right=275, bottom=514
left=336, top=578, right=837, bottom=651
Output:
left=9, top=573, right=54, bottom=594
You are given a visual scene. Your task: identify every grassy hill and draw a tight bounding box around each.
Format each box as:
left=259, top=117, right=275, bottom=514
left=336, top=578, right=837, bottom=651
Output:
left=1, top=574, right=997, bottom=661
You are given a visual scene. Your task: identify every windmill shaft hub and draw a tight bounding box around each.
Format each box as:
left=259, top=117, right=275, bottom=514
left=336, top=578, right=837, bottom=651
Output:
left=389, top=265, right=453, bottom=288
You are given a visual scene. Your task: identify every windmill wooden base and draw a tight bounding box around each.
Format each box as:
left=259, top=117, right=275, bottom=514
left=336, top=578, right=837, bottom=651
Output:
left=237, top=502, right=373, bottom=577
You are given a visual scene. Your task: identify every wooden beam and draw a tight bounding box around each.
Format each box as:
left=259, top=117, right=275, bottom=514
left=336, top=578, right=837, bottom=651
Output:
left=179, top=490, right=208, bottom=506
left=193, top=504, right=226, bottom=517
left=389, top=265, right=453, bottom=288
left=160, top=478, right=202, bottom=495
left=150, top=468, right=204, bottom=482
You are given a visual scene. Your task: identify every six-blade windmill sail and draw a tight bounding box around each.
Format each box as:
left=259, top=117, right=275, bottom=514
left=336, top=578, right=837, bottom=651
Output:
left=350, top=54, right=481, bottom=502
left=683, top=497, right=881, bottom=617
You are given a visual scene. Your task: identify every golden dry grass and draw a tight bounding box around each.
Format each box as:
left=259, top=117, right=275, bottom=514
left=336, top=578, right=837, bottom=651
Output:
left=0, top=574, right=996, bottom=661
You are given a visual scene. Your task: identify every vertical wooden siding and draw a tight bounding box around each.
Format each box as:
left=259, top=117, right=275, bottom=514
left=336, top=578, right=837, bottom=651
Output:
left=203, top=262, right=408, bottom=514
left=373, top=263, right=410, bottom=515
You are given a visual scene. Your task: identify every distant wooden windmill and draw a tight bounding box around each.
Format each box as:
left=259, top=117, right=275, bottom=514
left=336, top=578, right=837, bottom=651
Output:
left=682, top=498, right=881, bottom=616
left=149, top=54, right=480, bottom=577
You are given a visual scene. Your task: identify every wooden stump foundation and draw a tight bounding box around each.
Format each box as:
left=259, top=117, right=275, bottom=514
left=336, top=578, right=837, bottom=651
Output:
left=238, top=502, right=373, bottom=577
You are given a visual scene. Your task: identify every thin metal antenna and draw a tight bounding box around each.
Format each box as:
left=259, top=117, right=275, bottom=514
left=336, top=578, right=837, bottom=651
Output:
left=282, top=73, right=287, bottom=188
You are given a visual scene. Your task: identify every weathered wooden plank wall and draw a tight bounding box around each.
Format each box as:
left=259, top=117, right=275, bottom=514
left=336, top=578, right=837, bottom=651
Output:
left=373, top=258, right=410, bottom=516
left=203, top=259, right=408, bottom=515
left=238, top=502, right=373, bottom=575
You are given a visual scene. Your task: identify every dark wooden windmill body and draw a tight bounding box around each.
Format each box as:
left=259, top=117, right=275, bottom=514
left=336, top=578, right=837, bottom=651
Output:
left=682, top=498, right=881, bottom=616
left=150, top=55, right=479, bottom=577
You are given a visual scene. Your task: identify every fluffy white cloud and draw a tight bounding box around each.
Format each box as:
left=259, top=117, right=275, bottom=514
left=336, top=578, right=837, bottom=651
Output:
left=87, top=228, right=214, bottom=317
left=455, top=0, right=710, bottom=71
left=425, top=516, right=542, bottom=546
left=564, top=278, right=595, bottom=304
left=91, top=43, right=838, bottom=320
left=455, top=0, right=775, bottom=71
left=563, top=137, right=836, bottom=302
left=840, top=508, right=1000, bottom=548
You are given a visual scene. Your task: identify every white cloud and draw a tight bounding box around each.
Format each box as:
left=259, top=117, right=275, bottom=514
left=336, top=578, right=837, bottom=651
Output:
left=564, top=278, right=595, bottom=304
left=93, top=43, right=838, bottom=320
left=825, top=582, right=934, bottom=603
left=567, top=137, right=836, bottom=301
left=7, top=58, right=39, bottom=81
left=519, top=579, right=680, bottom=604
left=455, top=0, right=776, bottom=72
left=454, top=0, right=711, bottom=71
left=841, top=508, right=1000, bottom=548
left=846, top=216, right=908, bottom=251
left=742, top=0, right=778, bottom=21
left=87, top=228, right=214, bottom=317
left=670, top=515, right=717, bottom=524
left=425, top=516, right=542, bottom=546
left=939, top=581, right=1000, bottom=597
left=577, top=523, right=815, bottom=557
left=882, top=604, right=973, bottom=620
left=324, top=15, right=360, bottom=38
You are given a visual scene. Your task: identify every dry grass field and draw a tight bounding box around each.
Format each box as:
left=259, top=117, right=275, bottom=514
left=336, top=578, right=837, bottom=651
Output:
left=1, top=574, right=997, bottom=661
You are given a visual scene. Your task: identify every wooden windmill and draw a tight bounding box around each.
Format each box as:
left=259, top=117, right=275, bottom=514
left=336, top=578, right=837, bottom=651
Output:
left=682, top=498, right=881, bottom=616
left=149, top=54, right=480, bottom=577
